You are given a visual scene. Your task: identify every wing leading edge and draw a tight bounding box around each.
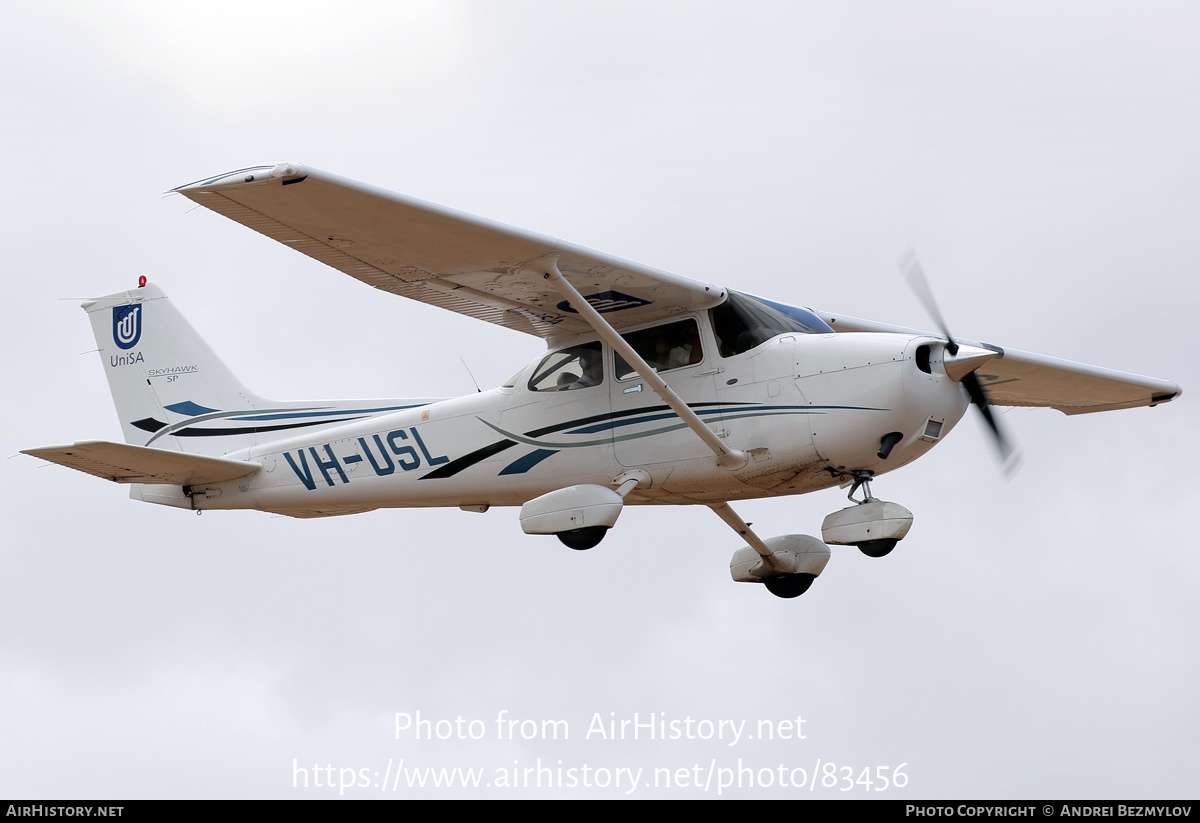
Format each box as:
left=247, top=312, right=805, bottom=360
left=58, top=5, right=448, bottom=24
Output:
left=172, top=164, right=727, bottom=341
left=813, top=310, right=1182, bottom=415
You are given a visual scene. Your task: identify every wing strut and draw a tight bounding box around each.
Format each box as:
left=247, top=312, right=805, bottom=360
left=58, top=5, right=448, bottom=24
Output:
left=540, top=256, right=749, bottom=471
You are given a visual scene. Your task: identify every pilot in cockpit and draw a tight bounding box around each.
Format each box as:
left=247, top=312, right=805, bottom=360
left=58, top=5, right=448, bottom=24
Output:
left=572, top=347, right=604, bottom=388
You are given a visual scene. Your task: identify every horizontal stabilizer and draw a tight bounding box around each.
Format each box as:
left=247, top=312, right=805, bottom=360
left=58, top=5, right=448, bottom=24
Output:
left=23, top=441, right=260, bottom=485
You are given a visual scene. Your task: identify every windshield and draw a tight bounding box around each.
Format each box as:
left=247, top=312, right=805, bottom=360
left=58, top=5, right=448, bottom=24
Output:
left=709, top=291, right=833, bottom=357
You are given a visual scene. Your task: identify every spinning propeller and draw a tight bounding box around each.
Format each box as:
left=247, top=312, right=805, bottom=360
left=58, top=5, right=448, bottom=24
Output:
left=898, top=248, right=1021, bottom=475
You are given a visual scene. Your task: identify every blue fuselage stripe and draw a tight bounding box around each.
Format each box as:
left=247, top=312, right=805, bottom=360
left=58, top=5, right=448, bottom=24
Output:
left=498, top=449, right=560, bottom=476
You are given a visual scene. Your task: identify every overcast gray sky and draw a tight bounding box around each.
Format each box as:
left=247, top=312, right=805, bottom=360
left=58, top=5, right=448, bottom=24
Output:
left=3, top=1, right=1197, bottom=798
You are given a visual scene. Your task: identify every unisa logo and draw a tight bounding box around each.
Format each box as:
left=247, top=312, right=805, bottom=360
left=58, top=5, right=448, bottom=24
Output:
left=112, top=305, right=142, bottom=350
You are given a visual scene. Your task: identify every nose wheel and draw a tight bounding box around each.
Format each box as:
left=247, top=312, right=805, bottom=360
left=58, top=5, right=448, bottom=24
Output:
left=822, top=471, right=914, bottom=558
left=846, top=473, right=896, bottom=556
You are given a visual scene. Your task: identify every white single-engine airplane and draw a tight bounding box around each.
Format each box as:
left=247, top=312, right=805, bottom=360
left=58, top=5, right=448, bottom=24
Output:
left=25, top=164, right=1183, bottom=598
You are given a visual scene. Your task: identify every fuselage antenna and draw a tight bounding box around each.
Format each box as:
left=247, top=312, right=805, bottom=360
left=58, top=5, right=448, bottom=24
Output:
left=460, top=357, right=482, bottom=393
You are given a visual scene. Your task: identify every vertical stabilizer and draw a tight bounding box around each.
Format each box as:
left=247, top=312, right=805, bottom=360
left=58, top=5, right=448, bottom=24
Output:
left=84, top=284, right=269, bottom=455
left=82, top=283, right=443, bottom=459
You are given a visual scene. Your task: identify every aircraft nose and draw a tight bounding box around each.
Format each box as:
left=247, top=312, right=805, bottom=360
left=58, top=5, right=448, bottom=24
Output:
left=899, top=336, right=975, bottom=449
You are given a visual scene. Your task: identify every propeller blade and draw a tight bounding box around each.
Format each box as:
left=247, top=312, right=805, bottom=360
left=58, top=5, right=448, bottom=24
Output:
left=898, top=246, right=958, bottom=355
left=897, top=246, right=1021, bottom=475
left=961, top=371, right=1020, bottom=474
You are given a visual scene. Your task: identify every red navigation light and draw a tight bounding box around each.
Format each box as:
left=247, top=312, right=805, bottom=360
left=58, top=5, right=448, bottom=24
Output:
left=138, top=276, right=147, bottom=288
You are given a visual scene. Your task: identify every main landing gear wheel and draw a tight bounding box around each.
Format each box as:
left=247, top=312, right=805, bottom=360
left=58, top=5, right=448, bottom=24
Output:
left=763, top=573, right=816, bottom=599
left=556, top=526, right=608, bottom=550
left=856, top=539, right=898, bottom=558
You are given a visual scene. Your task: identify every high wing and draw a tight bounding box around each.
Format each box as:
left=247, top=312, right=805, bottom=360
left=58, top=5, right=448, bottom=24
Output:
left=173, top=163, right=1179, bottom=414
left=812, top=311, right=1182, bottom=414
left=173, top=164, right=727, bottom=340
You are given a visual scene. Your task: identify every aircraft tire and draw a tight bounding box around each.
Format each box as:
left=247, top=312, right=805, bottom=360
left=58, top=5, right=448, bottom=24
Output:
left=856, top=539, right=898, bottom=558
left=763, top=573, right=816, bottom=599
left=556, top=526, right=608, bottom=551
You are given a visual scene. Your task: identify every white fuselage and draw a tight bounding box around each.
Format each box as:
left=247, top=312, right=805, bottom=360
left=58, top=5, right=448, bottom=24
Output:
left=171, top=321, right=970, bottom=518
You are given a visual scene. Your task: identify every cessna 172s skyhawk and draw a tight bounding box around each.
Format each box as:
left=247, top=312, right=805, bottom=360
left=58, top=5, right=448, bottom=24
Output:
left=25, top=164, right=1183, bottom=598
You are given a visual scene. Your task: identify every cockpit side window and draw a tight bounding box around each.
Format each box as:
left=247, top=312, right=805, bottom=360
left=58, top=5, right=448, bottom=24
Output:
left=614, top=318, right=703, bottom=380
left=527, top=342, right=604, bottom=392
left=709, top=291, right=834, bottom=357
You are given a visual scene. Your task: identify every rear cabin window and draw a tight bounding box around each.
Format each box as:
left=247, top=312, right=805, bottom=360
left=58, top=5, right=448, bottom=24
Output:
left=614, top=318, right=703, bottom=380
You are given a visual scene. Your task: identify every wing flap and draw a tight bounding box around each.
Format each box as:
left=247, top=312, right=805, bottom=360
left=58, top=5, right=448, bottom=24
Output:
left=813, top=309, right=1181, bottom=415
left=174, top=165, right=727, bottom=339
left=23, top=441, right=260, bottom=485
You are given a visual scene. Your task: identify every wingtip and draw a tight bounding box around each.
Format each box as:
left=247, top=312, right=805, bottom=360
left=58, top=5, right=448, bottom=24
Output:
left=1150, top=385, right=1183, bottom=406
left=170, top=162, right=305, bottom=194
